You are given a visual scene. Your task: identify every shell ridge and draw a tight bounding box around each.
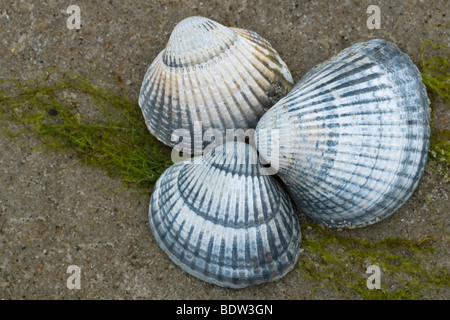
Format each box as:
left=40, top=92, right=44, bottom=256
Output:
left=293, top=62, right=379, bottom=103
left=178, top=162, right=212, bottom=213
left=162, top=17, right=237, bottom=68
left=215, top=65, right=255, bottom=127
left=183, top=68, right=200, bottom=152
left=140, top=58, right=166, bottom=139
left=203, top=67, right=236, bottom=132
left=292, top=39, right=394, bottom=94
left=177, top=163, right=229, bottom=225
left=234, top=28, right=294, bottom=87
left=287, top=71, right=387, bottom=113
left=284, top=153, right=403, bottom=215
left=232, top=28, right=273, bottom=51
left=285, top=95, right=393, bottom=122
left=232, top=33, right=294, bottom=98
left=173, top=71, right=185, bottom=136
left=220, top=50, right=265, bottom=126
left=292, top=48, right=371, bottom=92
left=233, top=36, right=277, bottom=83
left=200, top=67, right=229, bottom=138
left=139, top=52, right=164, bottom=109
left=151, top=66, right=170, bottom=142
left=258, top=173, right=282, bottom=221
left=232, top=44, right=276, bottom=110
left=166, top=67, right=177, bottom=143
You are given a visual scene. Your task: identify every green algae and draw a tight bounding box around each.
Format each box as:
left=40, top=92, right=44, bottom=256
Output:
left=0, top=75, right=173, bottom=189
left=429, top=129, right=450, bottom=176
left=420, top=40, right=450, bottom=104
left=420, top=40, right=450, bottom=174
left=299, top=224, right=449, bottom=299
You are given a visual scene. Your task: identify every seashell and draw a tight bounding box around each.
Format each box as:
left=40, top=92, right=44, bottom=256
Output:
left=139, top=16, right=293, bottom=153
left=148, top=141, right=301, bottom=288
left=255, top=39, right=430, bottom=228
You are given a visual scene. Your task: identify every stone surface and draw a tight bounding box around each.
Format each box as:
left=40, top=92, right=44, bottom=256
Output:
left=0, top=0, right=448, bottom=299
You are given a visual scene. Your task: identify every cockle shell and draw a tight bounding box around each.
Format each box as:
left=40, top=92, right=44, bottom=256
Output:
left=148, top=141, right=301, bottom=288
left=139, top=16, right=293, bottom=153
left=255, top=39, right=430, bottom=228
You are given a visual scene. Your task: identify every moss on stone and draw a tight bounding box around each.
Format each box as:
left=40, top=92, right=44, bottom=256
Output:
left=0, top=75, right=173, bottom=189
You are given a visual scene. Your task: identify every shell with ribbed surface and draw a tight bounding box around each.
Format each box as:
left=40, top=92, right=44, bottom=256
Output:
left=256, top=39, right=430, bottom=228
left=139, top=16, right=293, bottom=153
left=148, top=141, right=301, bottom=288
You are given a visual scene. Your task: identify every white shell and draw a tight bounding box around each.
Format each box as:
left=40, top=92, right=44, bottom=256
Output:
left=148, top=141, right=301, bottom=288
left=139, top=16, right=293, bottom=153
left=256, top=39, right=430, bottom=228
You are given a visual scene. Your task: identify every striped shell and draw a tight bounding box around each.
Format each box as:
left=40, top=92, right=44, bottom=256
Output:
left=139, top=16, right=293, bottom=153
left=148, top=141, right=301, bottom=288
left=255, top=39, right=430, bottom=228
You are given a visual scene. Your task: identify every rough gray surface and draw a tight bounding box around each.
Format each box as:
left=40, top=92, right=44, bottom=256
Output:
left=0, top=0, right=449, bottom=299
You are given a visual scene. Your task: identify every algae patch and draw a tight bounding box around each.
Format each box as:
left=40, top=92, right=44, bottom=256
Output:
left=429, top=129, right=450, bottom=176
left=420, top=40, right=450, bottom=104
left=420, top=40, right=450, bottom=174
left=299, top=224, right=449, bottom=299
left=0, top=75, right=173, bottom=188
